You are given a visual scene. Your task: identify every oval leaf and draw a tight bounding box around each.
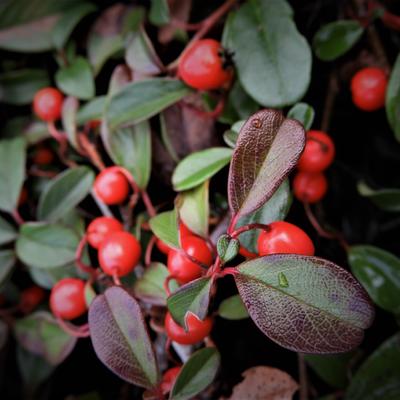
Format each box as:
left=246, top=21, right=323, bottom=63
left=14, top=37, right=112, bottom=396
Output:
left=88, top=286, right=159, bottom=389
left=234, top=254, right=375, bottom=353
left=76, top=96, right=105, bottom=125
left=170, top=347, right=220, bottom=400
left=313, top=20, right=364, bottom=61
left=61, top=96, right=80, bottom=150
left=218, top=295, right=249, bottom=320
left=357, top=181, right=400, bottom=212
left=149, top=0, right=170, bottom=26
left=149, top=209, right=180, bottom=249
left=38, top=166, right=94, bottom=222
left=386, top=54, right=400, bottom=142
left=225, top=0, right=311, bottom=107
left=348, top=245, right=400, bottom=313
left=173, top=148, right=233, bottom=192
left=287, top=102, right=315, bottom=131
left=228, top=109, right=304, bottom=217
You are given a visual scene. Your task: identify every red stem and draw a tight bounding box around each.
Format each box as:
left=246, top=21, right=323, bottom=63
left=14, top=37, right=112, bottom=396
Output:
left=47, top=121, right=65, bottom=142
left=78, top=133, right=106, bottom=171
left=382, top=11, right=400, bottom=30
left=145, top=235, right=157, bottom=267
left=56, top=316, right=90, bottom=338
left=112, top=270, right=122, bottom=286
left=227, top=214, right=239, bottom=234
left=11, top=209, right=24, bottom=225
left=141, top=189, right=157, bottom=218
left=230, top=223, right=271, bottom=239
left=75, top=235, right=99, bottom=278
left=164, top=275, right=177, bottom=297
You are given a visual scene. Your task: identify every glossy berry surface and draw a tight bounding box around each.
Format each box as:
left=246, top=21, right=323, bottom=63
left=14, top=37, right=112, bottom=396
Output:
left=257, top=221, right=315, bottom=256
left=50, top=278, right=86, bottom=320
left=167, top=235, right=213, bottom=284
left=351, top=67, right=387, bottom=111
left=293, top=171, right=328, bottom=204
left=98, top=231, right=141, bottom=277
left=165, top=312, right=213, bottom=345
left=178, top=39, right=232, bottom=90
left=93, top=167, right=129, bottom=205
left=297, top=130, right=335, bottom=173
left=33, top=147, right=54, bottom=166
left=157, top=239, right=171, bottom=255
left=161, top=366, right=181, bottom=393
left=20, top=286, right=45, bottom=313
left=87, top=217, right=124, bottom=249
left=33, top=87, right=63, bottom=122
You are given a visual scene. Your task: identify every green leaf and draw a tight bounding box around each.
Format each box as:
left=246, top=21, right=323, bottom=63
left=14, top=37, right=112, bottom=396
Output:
left=16, top=222, right=80, bottom=269
left=101, top=121, right=151, bottom=189
left=348, top=245, right=400, bottom=313
left=234, top=254, right=375, bottom=353
left=149, top=0, right=170, bottom=26
left=52, top=3, right=97, bottom=49
left=133, top=262, right=178, bottom=306
left=0, top=137, right=26, bottom=213
left=28, top=263, right=80, bottom=289
left=218, top=294, right=249, bottom=320
left=287, top=102, right=315, bottom=131
left=38, top=167, right=94, bottom=222
left=313, top=20, right=364, bottom=61
left=236, top=180, right=292, bottom=253
left=217, top=235, right=240, bottom=264
left=0, top=215, right=17, bottom=245
left=0, top=250, right=16, bottom=288
left=105, top=78, right=190, bottom=130
left=223, top=120, right=245, bottom=148
left=0, top=69, right=50, bottom=105
left=357, top=181, right=400, bottom=212
left=345, top=333, right=400, bottom=400
left=167, top=277, right=213, bottom=328
left=76, top=96, right=105, bottom=125
left=149, top=209, right=180, bottom=249
left=176, top=182, right=209, bottom=238
left=55, top=57, right=95, bottom=100
left=386, top=54, right=400, bottom=142
left=170, top=347, right=220, bottom=400
left=15, top=311, right=77, bottom=365
left=61, top=96, right=80, bottom=151
left=225, top=0, right=311, bottom=107
left=88, top=286, right=160, bottom=389
left=172, top=147, right=232, bottom=192
left=228, top=109, right=304, bottom=217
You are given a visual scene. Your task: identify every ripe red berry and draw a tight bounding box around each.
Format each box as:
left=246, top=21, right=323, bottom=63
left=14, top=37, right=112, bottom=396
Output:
left=257, top=221, right=315, bottom=256
left=165, top=312, right=213, bottom=345
left=161, top=366, right=181, bottom=393
left=167, top=235, right=213, bottom=284
left=50, top=278, right=87, bottom=320
left=157, top=239, right=171, bottom=255
left=33, top=147, right=54, bottom=166
left=179, top=223, right=194, bottom=239
left=87, top=217, right=124, bottom=249
left=297, top=130, right=335, bottom=173
left=178, top=39, right=232, bottom=90
left=93, top=167, right=130, bottom=205
left=33, top=87, right=63, bottom=122
left=293, top=171, right=328, bottom=204
left=351, top=67, right=388, bottom=111
left=20, top=286, right=46, bottom=313
left=98, top=231, right=141, bottom=277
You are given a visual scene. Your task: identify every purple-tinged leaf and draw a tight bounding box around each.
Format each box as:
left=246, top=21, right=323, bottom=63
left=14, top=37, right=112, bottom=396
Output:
left=88, top=286, right=159, bottom=389
left=234, top=255, right=374, bottom=354
left=228, top=109, right=305, bottom=217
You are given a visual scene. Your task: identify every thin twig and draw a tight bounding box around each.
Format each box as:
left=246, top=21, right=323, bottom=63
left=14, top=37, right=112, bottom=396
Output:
left=298, top=353, right=309, bottom=400
left=11, top=209, right=24, bottom=225
left=321, top=71, right=338, bottom=133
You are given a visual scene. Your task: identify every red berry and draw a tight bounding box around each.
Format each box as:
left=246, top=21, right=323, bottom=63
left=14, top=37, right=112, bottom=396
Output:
left=50, top=278, right=87, bottom=320
left=257, top=221, right=315, bottom=256
left=165, top=312, right=213, bottom=345
left=87, top=217, right=124, bottom=249
left=157, top=239, right=171, bottom=255
left=178, top=39, right=232, bottom=90
left=293, top=171, right=328, bottom=204
left=351, top=67, right=387, bottom=111
left=179, top=223, right=194, bottom=239
left=33, top=87, right=63, bottom=122
left=98, top=231, right=141, bottom=277
left=33, top=147, right=54, bottom=166
left=297, top=130, right=335, bottom=173
left=93, top=167, right=130, bottom=205
left=161, top=366, right=181, bottom=393
left=167, top=235, right=213, bottom=284
left=239, top=246, right=257, bottom=259
left=20, top=286, right=46, bottom=313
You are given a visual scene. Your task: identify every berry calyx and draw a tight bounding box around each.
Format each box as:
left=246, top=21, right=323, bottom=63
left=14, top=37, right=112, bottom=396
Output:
left=351, top=67, right=388, bottom=111
left=167, top=235, right=213, bottom=284
left=87, top=217, right=124, bottom=249
left=165, top=312, right=213, bottom=345
left=297, top=130, right=335, bottom=173
left=161, top=366, right=181, bottom=394
left=50, top=278, right=87, bottom=320
left=293, top=171, right=328, bottom=204
left=98, top=231, right=141, bottom=277
left=33, top=87, right=63, bottom=122
left=20, top=286, right=46, bottom=313
left=178, top=39, right=232, bottom=90
left=93, top=167, right=130, bottom=205
left=257, top=221, right=315, bottom=256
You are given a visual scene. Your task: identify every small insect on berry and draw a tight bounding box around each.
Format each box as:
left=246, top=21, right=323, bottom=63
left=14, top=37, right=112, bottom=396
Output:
left=351, top=67, right=388, bottom=111
left=87, top=217, right=124, bottom=249
left=50, top=278, right=87, bottom=320
left=257, top=221, right=315, bottom=256
left=178, top=39, right=232, bottom=90
left=93, top=167, right=130, bottom=205
left=293, top=171, right=328, bottom=204
left=33, top=87, right=63, bottom=122
left=165, top=312, right=213, bottom=345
